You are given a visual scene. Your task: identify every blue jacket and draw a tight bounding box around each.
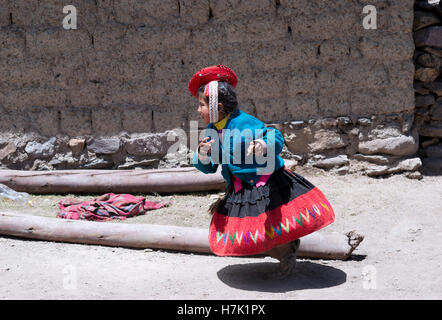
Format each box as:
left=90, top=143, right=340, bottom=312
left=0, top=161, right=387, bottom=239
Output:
left=192, top=108, right=285, bottom=189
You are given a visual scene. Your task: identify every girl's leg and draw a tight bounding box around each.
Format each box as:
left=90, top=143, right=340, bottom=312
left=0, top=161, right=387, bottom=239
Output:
left=264, top=239, right=301, bottom=278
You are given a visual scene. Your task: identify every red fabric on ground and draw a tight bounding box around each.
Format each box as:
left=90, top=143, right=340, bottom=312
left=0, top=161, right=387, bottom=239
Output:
left=57, top=193, right=170, bottom=221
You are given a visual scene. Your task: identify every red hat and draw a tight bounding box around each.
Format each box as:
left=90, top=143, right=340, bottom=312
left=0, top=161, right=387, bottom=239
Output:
left=188, top=65, right=238, bottom=98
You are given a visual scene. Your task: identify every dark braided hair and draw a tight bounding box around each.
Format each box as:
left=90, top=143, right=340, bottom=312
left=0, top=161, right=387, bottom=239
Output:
left=197, top=81, right=238, bottom=116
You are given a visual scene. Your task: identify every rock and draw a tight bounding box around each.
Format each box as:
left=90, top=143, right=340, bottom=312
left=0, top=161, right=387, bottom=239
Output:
left=283, top=127, right=314, bottom=155
left=25, top=137, right=56, bottom=158
left=0, top=143, right=16, bottom=160
left=68, top=138, right=85, bottom=156
left=417, top=53, right=442, bottom=70
left=414, top=10, right=441, bottom=31
left=358, top=132, right=419, bottom=156
left=424, top=81, right=442, bottom=96
left=415, top=1, right=441, bottom=12
left=414, top=26, right=442, bottom=48
left=334, top=166, right=349, bottom=175
left=352, top=153, right=391, bottom=165
left=81, top=157, right=113, bottom=169
left=425, top=143, right=442, bottom=157
left=365, top=164, right=389, bottom=177
left=124, top=132, right=175, bottom=156
left=414, top=82, right=431, bottom=95
left=317, top=118, right=338, bottom=129
left=312, top=155, right=349, bottom=169
left=396, top=157, right=422, bottom=172
left=117, top=158, right=159, bottom=169
left=419, top=122, right=442, bottom=137
left=357, top=118, right=372, bottom=126
left=415, top=94, right=436, bottom=107
left=414, top=67, right=439, bottom=83
left=423, top=46, right=442, bottom=58
left=87, top=138, right=121, bottom=155
left=421, top=137, right=439, bottom=148
left=48, top=153, right=78, bottom=168
left=400, top=113, right=414, bottom=133
left=415, top=107, right=431, bottom=120
left=337, top=116, right=352, bottom=126
left=31, top=159, right=53, bottom=171
left=405, top=171, right=423, bottom=180
left=430, top=98, right=442, bottom=120
left=287, top=121, right=305, bottom=130
left=308, top=129, right=348, bottom=152
left=422, top=157, right=442, bottom=173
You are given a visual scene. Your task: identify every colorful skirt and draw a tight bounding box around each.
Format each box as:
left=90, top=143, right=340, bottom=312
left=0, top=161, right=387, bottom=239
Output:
left=209, top=167, right=335, bottom=256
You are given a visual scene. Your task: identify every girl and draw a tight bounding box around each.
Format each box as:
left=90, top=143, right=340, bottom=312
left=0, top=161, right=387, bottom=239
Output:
left=189, top=65, right=335, bottom=278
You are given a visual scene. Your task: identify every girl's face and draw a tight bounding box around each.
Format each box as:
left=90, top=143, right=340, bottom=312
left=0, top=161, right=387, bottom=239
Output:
left=197, top=93, right=225, bottom=125
left=198, top=94, right=211, bottom=125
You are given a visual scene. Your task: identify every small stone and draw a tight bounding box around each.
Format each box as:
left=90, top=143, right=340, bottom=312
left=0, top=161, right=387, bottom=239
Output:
left=309, top=130, right=347, bottom=152
left=357, top=118, right=372, bottom=126
left=397, top=158, right=422, bottom=172
left=288, top=121, right=305, bottom=130
left=425, top=143, right=442, bottom=158
left=414, top=67, right=439, bottom=83
left=423, top=46, right=442, bottom=58
left=312, top=155, right=349, bottom=169
left=358, top=133, right=419, bottom=156
left=25, top=137, right=56, bottom=159
left=430, top=98, right=442, bottom=120
left=414, top=11, right=441, bottom=31
left=424, top=81, right=442, bottom=96
left=415, top=94, right=436, bottom=108
left=405, top=171, right=423, bottom=180
left=422, top=138, right=439, bottom=148
left=117, top=158, right=159, bottom=169
left=366, top=165, right=389, bottom=177
left=417, top=53, right=442, bottom=69
left=68, top=138, right=85, bottom=156
left=352, top=153, right=391, bottom=165
left=0, top=143, right=16, bottom=160
left=124, top=133, right=175, bottom=156
left=414, top=26, right=442, bottom=49
left=414, top=82, right=431, bottom=95
left=82, top=158, right=113, bottom=169
left=317, top=118, right=338, bottom=129
left=334, top=166, right=349, bottom=175
left=419, top=123, right=442, bottom=137
left=422, top=157, right=442, bottom=173
left=87, top=138, right=121, bottom=155
left=400, top=113, right=415, bottom=134
left=337, top=116, right=352, bottom=126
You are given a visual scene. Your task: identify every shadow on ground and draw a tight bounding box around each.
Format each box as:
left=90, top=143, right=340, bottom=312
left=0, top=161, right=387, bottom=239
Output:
left=217, top=261, right=346, bottom=293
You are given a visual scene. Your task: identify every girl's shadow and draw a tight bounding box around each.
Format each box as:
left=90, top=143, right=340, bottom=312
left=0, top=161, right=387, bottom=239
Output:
left=217, top=260, right=346, bottom=293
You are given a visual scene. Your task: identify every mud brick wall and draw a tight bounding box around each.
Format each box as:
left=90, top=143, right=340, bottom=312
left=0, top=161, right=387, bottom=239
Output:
left=0, top=0, right=425, bottom=177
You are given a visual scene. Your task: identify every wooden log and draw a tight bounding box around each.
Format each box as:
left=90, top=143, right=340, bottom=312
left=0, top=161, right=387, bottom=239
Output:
left=0, top=212, right=363, bottom=260
left=0, top=168, right=226, bottom=194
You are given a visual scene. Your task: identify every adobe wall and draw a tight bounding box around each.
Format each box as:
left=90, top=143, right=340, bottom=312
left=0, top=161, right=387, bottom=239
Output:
left=0, top=0, right=426, bottom=178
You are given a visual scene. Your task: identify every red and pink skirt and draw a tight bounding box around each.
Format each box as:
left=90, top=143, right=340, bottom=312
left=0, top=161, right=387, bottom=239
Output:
left=209, top=167, right=335, bottom=256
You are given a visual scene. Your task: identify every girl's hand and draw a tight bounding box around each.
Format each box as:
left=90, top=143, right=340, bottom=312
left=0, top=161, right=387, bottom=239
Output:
left=198, top=137, right=215, bottom=158
left=247, top=140, right=266, bottom=156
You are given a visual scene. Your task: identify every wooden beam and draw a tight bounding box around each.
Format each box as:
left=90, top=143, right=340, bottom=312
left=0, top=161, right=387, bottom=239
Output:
left=0, top=168, right=226, bottom=194
left=0, top=212, right=363, bottom=260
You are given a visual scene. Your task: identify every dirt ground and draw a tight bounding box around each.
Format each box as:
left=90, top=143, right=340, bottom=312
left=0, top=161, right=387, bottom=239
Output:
left=1, top=166, right=441, bottom=300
